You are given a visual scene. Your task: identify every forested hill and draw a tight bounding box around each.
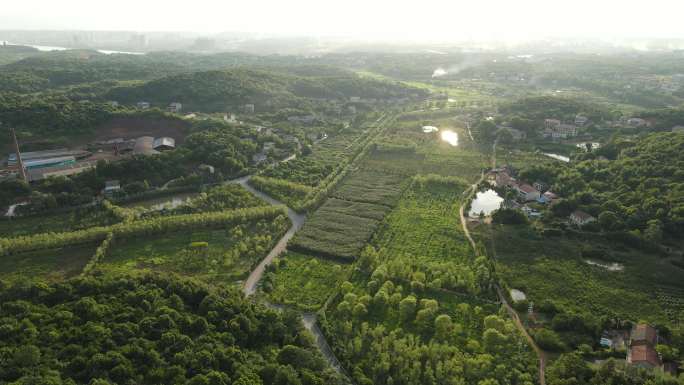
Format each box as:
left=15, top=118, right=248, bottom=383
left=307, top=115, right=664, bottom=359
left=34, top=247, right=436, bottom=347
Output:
left=524, top=132, right=684, bottom=241
left=0, top=49, right=426, bottom=99
left=0, top=50, right=350, bottom=91
left=103, top=69, right=427, bottom=111
left=0, top=50, right=188, bottom=91
left=0, top=273, right=349, bottom=385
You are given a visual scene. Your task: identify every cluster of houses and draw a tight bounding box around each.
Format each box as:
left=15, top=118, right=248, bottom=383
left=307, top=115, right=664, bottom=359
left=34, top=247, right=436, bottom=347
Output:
left=543, top=118, right=580, bottom=139
left=134, top=101, right=183, bottom=113
left=602, top=323, right=678, bottom=374
left=521, top=113, right=677, bottom=142
left=492, top=166, right=555, bottom=202
left=489, top=166, right=596, bottom=226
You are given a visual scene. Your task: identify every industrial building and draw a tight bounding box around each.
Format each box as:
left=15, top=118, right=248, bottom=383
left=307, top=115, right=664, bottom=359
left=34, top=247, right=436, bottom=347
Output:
left=153, top=137, right=175, bottom=151
left=7, top=149, right=90, bottom=167
left=27, top=161, right=96, bottom=181
left=24, top=156, right=76, bottom=169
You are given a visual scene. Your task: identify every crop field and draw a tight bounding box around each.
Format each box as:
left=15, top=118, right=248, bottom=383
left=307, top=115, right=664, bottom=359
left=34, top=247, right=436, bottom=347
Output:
left=261, top=252, right=352, bottom=311
left=290, top=167, right=408, bottom=260
left=261, top=125, right=370, bottom=187
left=485, top=224, right=684, bottom=327
left=318, top=198, right=392, bottom=221
left=418, top=146, right=485, bottom=180
left=0, top=244, right=96, bottom=283
left=372, top=179, right=472, bottom=264
left=656, top=286, right=684, bottom=324
left=290, top=208, right=380, bottom=260
left=0, top=206, right=120, bottom=238
left=98, top=215, right=289, bottom=284
left=333, top=170, right=406, bottom=207
left=363, top=126, right=487, bottom=181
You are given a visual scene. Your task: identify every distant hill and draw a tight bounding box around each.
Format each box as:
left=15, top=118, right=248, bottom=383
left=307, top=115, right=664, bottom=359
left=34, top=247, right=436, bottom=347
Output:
left=0, top=50, right=428, bottom=107
left=103, top=68, right=427, bottom=112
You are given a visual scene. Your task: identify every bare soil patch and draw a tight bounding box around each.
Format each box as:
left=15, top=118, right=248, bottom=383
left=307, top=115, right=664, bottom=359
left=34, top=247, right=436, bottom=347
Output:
left=92, top=117, right=190, bottom=144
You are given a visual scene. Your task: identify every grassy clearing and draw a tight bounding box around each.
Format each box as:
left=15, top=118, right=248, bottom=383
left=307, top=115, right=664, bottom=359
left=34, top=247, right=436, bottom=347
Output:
left=485, top=224, right=684, bottom=326
left=0, top=244, right=95, bottom=283
left=98, top=216, right=289, bottom=284
left=495, top=148, right=559, bottom=170
left=0, top=206, right=120, bottom=238
left=261, top=252, right=352, bottom=311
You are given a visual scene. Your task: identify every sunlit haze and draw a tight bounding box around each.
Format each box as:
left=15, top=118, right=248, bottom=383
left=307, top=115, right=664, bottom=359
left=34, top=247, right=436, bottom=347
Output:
left=2, top=0, right=684, bottom=41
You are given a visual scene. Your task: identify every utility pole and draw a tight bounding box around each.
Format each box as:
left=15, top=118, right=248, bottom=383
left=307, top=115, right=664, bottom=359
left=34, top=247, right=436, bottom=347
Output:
left=3, top=122, right=28, bottom=182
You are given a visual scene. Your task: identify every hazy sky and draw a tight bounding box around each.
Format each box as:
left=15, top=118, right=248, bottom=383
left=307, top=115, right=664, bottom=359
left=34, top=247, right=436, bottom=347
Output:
left=2, top=0, right=684, bottom=41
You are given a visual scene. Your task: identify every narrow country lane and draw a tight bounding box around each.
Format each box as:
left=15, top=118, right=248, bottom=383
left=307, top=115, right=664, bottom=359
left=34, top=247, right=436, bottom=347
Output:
left=229, top=175, right=306, bottom=296
left=302, top=313, right=351, bottom=377
left=229, top=113, right=401, bottom=384
left=458, top=143, right=546, bottom=385
left=229, top=175, right=353, bottom=383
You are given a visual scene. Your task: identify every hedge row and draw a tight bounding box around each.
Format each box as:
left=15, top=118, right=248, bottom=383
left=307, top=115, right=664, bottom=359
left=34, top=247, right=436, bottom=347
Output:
left=0, top=205, right=287, bottom=256
left=81, top=232, right=115, bottom=276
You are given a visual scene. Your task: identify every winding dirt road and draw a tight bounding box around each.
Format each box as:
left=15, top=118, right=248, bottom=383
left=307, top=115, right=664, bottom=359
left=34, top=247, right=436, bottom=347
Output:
left=229, top=175, right=353, bottom=382
left=230, top=176, right=307, bottom=296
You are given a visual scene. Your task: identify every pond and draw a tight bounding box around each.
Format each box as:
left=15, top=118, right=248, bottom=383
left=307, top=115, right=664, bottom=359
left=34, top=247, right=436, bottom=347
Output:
left=440, top=130, right=459, bottom=146
left=469, top=189, right=503, bottom=217
left=543, top=153, right=570, bottom=162
left=122, top=192, right=199, bottom=211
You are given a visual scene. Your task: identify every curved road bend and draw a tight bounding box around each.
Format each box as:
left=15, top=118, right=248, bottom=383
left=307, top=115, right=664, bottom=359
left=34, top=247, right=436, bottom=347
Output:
left=229, top=175, right=353, bottom=383
left=228, top=176, right=306, bottom=296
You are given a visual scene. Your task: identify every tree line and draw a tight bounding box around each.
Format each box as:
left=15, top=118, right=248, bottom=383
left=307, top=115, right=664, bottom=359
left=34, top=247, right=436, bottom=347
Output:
left=0, top=205, right=287, bottom=256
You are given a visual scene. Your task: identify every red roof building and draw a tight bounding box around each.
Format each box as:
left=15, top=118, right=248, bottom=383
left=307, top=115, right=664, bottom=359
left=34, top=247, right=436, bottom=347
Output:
left=631, top=324, right=658, bottom=346
left=629, top=344, right=661, bottom=369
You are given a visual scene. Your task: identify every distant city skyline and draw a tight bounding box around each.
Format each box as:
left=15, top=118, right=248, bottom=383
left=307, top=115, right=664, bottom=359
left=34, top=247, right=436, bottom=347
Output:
left=2, top=0, right=684, bottom=42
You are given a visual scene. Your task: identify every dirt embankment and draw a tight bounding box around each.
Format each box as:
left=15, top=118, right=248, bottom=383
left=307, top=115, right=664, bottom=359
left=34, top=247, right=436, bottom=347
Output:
left=92, top=117, right=190, bottom=144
